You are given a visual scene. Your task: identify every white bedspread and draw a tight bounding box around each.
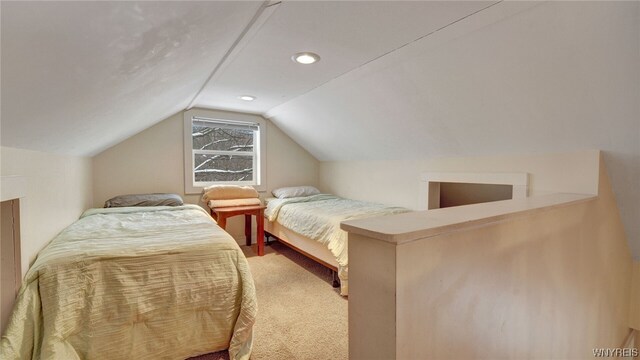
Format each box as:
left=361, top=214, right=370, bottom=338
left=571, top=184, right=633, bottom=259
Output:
left=1, top=205, right=256, bottom=360
left=265, top=194, right=409, bottom=295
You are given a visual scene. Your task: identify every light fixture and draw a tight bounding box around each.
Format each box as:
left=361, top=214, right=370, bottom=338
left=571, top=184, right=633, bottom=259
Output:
left=239, top=95, right=256, bottom=101
left=292, top=52, right=320, bottom=65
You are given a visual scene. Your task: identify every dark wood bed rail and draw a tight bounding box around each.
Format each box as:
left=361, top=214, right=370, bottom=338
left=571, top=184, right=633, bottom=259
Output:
left=265, top=231, right=341, bottom=288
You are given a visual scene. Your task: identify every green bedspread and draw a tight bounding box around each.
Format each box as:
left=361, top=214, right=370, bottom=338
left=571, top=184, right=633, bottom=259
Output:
left=0, top=205, right=256, bottom=360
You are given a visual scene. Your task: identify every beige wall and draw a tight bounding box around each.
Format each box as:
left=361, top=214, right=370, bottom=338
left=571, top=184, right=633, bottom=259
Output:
left=631, top=262, right=640, bottom=330
left=320, top=150, right=600, bottom=211
left=93, top=112, right=187, bottom=206
left=0, top=147, right=93, bottom=276
left=347, top=155, right=633, bottom=359
left=92, top=109, right=319, bottom=242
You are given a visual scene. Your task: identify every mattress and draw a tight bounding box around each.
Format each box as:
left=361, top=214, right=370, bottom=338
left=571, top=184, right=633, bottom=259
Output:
left=265, top=194, right=409, bottom=296
left=0, top=205, right=256, bottom=360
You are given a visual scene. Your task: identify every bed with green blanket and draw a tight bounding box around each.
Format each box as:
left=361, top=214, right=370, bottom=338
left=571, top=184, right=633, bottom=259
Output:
left=0, top=204, right=256, bottom=360
left=265, top=194, right=409, bottom=296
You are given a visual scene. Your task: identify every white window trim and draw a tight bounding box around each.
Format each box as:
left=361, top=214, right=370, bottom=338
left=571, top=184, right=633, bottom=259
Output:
left=184, top=109, right=267, bottom=194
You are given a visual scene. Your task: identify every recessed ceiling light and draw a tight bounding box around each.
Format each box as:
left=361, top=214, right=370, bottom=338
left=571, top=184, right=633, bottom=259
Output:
left=292, top=52, right=320, bottom=65
left=239, top=95, right=256, bottom=101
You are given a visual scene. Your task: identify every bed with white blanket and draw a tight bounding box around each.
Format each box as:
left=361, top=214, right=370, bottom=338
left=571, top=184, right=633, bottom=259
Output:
left=0, top=205, right=256, bottom=360
left=265, top=194, right=409, bottom=296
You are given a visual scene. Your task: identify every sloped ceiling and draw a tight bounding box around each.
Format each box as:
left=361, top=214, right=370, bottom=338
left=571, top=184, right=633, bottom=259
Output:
left=1, top=1, right=263, bottom=155
left=1, top=0, right=495, bottom=155
left=190, top=1, right=495, bottom=113
left=265, top=1, right=640, bottom=258
left=267, top=1, right=639, bottom=162
left=1, top=2, right=639, bottom=256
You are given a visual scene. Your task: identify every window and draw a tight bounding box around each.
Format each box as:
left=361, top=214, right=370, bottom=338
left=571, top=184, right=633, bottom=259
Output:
left=184, top=109, right=266, bottom=193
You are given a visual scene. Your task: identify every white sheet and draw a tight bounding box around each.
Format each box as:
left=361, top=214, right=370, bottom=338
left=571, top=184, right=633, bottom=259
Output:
left=265, top=194, right=409, bottom=295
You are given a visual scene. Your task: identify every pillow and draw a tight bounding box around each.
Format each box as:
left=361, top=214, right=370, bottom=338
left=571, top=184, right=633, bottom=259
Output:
left=202, top=185, right=259, bottom=202
left=272, top=186, right=320, bottom=199
left=104, top=193, right=184, bottom=208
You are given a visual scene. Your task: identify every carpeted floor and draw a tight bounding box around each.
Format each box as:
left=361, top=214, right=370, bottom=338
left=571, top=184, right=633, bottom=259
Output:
left=189, top=242, right=348, bottom=360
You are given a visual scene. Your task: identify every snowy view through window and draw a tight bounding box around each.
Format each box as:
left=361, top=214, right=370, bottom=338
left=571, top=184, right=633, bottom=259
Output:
left=192, top=122, right=255, bottom=183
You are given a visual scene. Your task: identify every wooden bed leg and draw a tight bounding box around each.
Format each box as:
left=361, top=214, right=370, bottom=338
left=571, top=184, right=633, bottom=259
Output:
left=244, top=214, right=252, bottom=246
left=332, top=270, right=340, bottom=288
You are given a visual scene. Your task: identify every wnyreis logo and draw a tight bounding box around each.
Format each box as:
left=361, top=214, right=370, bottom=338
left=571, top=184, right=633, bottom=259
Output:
left=592, top=348, right=639, bottom=357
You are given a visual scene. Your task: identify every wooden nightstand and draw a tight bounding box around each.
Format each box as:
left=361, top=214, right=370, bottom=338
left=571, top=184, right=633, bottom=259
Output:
left=210, top=205, right=267, bottom=256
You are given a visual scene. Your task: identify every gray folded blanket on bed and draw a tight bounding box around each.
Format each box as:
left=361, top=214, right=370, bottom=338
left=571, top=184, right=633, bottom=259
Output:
left=104, top=193, right=184, bottom=208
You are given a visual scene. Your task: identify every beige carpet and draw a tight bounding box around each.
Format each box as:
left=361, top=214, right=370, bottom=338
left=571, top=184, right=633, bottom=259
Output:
left=190, top=242, right=348, bottom=360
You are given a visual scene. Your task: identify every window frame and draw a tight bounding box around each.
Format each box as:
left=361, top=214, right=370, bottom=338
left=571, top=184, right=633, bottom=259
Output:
left=184, top=109, right=266, bottom=194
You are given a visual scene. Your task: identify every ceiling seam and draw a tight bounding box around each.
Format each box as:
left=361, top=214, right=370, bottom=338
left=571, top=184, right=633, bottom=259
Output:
left=186, top=0, right=279, bottom=110
left=265, top=0, right=504, bottom=117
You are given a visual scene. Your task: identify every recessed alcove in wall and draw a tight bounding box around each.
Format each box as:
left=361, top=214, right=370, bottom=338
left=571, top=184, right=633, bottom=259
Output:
left=418, top=172, right=529, bottom=210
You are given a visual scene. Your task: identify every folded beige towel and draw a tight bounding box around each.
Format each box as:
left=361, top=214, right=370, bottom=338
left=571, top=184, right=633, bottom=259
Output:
left=202, top=185, right=259, bottom=203
left=208, top=198, right=262, bottom=209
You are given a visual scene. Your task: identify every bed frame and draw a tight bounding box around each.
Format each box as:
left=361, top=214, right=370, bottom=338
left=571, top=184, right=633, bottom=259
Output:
left=264, top=219, right=341, bottom=288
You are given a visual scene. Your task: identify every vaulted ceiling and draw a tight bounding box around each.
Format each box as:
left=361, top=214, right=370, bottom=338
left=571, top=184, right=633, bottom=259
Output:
left=1, top=1, right=639, bottom=257
left=1, top=1, right=263, bottom=155
left=1, top=0, right=494, bottom=155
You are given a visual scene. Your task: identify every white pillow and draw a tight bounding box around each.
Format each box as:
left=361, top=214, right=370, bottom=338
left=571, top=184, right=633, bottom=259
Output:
left=272, top=186, right=320, bottom=199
